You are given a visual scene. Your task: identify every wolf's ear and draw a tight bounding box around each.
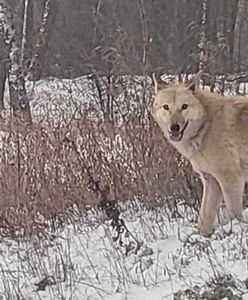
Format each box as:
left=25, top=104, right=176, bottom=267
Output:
left=186, top=70, right=203, bottom=92
left=151, top=73, right=168, bottom=94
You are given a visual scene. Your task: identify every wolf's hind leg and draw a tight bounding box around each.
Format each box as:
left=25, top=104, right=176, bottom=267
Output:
left=217, top=174, right=244, bottom=221
left=198, top=173, right=222, bottom=237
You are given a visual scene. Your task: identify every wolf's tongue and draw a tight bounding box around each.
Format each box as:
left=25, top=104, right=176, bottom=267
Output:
left=170, top=133, right=182, bottom=142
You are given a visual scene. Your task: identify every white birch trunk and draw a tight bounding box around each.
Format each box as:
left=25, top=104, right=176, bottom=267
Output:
left=233, top=0, right=247, bottom=72
left=28, top=0, right=51, bottom=80
left=0, top=0, right=31, bottom=123
left=21, top=0, right=29, bottom=65
left=0, top=1, right=9, bottom=111
left=198, top=0, right=207, bottom=71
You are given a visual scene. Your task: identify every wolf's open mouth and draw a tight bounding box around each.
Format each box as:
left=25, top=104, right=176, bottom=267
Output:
left=169, top=121, right=189, bottom=142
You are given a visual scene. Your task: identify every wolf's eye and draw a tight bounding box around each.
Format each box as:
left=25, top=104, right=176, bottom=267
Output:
left=181, top=104, right=188, bottom=110
left=163, top=104, right=169, bottom=111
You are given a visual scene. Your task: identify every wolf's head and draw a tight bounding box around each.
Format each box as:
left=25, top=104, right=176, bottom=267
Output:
left=151, top=71, right=206, bottom=144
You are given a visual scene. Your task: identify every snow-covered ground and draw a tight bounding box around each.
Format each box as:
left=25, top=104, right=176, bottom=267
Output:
left=3, top=75, right=153, bottom=126
left=3, top=73, right=248, bottom=126
left=1, top=74, right=248, bottom=299
left=1, top=201, right=248, bottom=300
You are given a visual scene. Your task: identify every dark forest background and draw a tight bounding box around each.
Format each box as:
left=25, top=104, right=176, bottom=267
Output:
left=6, top=0, right=248, bottom=78
left=0, top=0, right=248, bottom=121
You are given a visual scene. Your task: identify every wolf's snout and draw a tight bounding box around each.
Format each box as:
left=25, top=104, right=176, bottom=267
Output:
left=168, top=121, right=189, bottom=142
left=170, top=124, right=180, bottom=133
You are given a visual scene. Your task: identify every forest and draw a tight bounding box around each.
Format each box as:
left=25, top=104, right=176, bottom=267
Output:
left=1, top=1, right=248, bottom=299
left=1, top=1, right=248, bottom=76
left=1, top=0, right=248, bottom=121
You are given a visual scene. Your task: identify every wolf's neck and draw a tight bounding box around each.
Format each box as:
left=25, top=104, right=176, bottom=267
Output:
left=189, top=117, right=209, bottom=153
left=175, top=114, right=209, bottom=159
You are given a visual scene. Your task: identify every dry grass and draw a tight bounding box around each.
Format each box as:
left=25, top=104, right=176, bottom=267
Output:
left=0, top=103, right=201, bottom=238
left=3, top=73, right=248, bottom=238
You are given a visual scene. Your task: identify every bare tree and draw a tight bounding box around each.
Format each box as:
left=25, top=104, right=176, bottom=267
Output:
left=138, top=0, right=151, bottom=72
left=0, top=5, right=9, bottom=112
left=0, top=0, right=31, bottom=123
left=28, top=0, right=58, bottom=80
left=233, top=0, right=247, bottom=72
left=0, top=1, right=247, bottom=81
left=198, top=0, right=207, bottom=71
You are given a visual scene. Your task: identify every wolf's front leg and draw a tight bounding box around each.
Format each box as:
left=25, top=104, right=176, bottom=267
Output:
left=217, top=174, right=244, bottom=221
left=198, top=173, right=222, bottom=236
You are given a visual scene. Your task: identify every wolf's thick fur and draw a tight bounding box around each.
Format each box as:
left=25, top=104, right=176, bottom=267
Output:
left=152, top=73, right=248, bottom=236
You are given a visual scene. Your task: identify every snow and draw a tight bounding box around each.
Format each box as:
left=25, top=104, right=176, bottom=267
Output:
left=0, top=202, right=248, bottom=299
left=1, top=74, right=248, bottom=299
left=1, top=73, right=248, bottom=127
left=2, top=75, right=153, bottom=126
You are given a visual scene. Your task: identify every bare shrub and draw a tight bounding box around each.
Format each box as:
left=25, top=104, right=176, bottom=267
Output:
left=0, top=76, right=202, bottom=237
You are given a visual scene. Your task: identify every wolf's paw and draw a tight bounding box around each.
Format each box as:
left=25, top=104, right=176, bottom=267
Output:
left=182, top=230, right=211, bottom=248
left=214, top=206, right=230, bottom=226
left=178, top=225, right=202, bottom=243
left=212, top=221, right=233, bottom=239
left=239, top=208, right=248, bottom=223
left=197, top=217, right=215, bottom=238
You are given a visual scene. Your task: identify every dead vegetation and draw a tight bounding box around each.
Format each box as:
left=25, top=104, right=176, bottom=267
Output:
left=1, top=74, right=248, bottom=238
left=174, top=274, right=244, bottom=300
left=0, top=76, right=203, bottom=238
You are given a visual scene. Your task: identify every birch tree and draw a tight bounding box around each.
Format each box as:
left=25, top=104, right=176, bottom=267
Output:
left=28, top=0, right=58, bottom=80
left=0, top=0, right=31, bottom=123
left=233, top=0, right=247, bottom=72
left=198, top=0, right=207, bottom=71
left=0, top=8, right=8, bottom=112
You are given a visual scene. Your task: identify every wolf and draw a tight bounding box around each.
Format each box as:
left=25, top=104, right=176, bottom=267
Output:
left=151, top=71, right=248, bottom=236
